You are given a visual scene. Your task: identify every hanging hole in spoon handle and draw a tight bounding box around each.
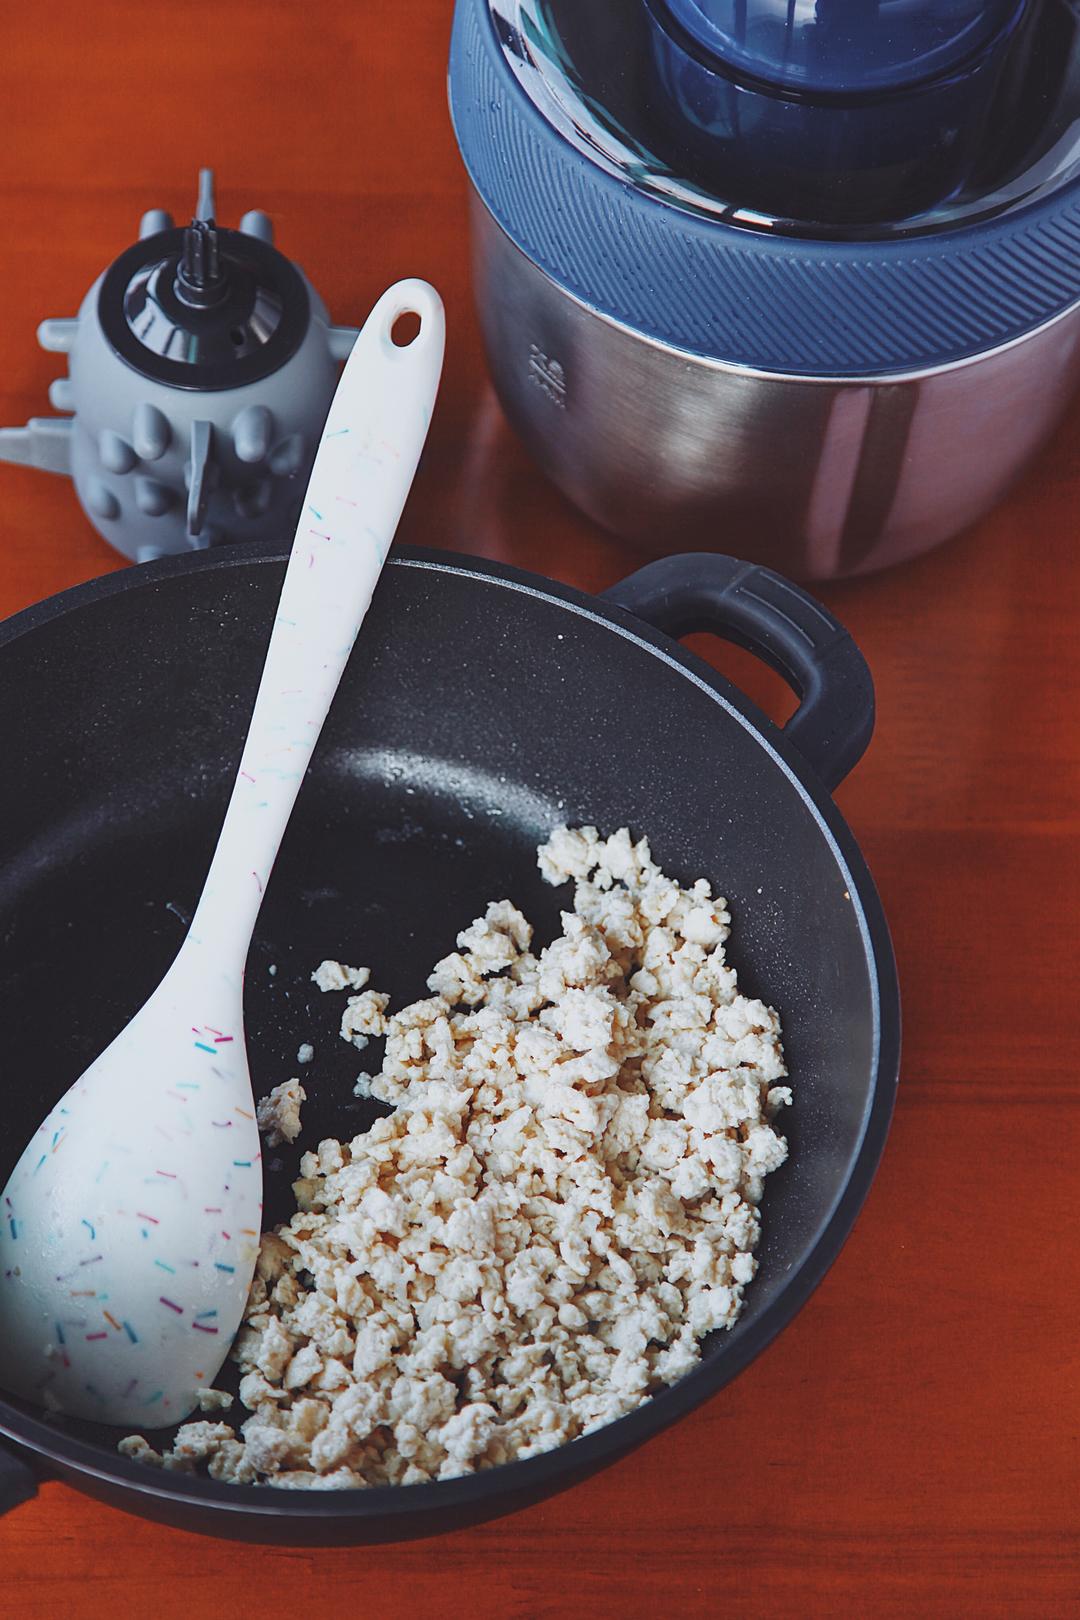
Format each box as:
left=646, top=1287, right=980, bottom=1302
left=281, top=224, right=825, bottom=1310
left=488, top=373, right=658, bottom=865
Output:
left=376, top=280, right=440, bottom=355
left=391, top=309, right=423, bottom=347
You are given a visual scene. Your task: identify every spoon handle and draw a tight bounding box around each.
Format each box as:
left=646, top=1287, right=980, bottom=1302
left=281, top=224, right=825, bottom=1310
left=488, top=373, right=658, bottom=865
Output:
left=185, top=280, right=445, bottom=960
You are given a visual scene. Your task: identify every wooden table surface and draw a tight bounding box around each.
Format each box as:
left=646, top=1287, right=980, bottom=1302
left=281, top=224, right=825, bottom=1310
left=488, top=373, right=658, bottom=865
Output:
left=0, top=4, right=1077, bottom=1615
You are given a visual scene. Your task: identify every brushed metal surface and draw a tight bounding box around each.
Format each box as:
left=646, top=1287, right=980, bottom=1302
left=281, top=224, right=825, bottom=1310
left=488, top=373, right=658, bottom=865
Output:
left=469, top=194, right=1080, bottom=578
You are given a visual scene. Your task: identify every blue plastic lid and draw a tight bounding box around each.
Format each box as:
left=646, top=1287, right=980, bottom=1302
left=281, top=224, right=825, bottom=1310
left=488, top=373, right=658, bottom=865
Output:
left=647, top=0, right=1027, bottom=222
left=665, top=0, right=1027, bottom=95
left=452, top=0, right=1080, bottom=377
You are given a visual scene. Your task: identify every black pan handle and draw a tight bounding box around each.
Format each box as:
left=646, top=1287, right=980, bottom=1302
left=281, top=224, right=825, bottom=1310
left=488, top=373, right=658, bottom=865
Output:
left=603, top=553, right=874, bottom=792
left=0, top=1441, right=39, bottom=1513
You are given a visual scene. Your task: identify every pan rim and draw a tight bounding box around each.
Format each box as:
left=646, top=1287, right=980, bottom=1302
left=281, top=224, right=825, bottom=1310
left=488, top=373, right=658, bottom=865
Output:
left=0, top=542, right=900, bottom=1529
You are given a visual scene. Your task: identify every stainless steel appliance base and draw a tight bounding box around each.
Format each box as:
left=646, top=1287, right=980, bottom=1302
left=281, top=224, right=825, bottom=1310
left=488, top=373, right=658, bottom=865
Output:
left=470, top=194, right=1080, bottom=578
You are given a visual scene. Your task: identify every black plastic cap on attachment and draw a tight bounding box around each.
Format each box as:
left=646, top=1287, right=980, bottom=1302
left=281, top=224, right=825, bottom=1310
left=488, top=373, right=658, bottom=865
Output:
left=101, top=168, right=307, bottom=389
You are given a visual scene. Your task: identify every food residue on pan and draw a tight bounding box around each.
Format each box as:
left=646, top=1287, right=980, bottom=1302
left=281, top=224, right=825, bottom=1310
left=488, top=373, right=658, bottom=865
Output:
left=120, top=826, right=791, bottom=1488
left=255, top=1079, right=307, bottom=1150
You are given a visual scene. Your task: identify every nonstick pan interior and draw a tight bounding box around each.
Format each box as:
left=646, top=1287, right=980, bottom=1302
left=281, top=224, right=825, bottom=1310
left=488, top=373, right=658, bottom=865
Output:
left=0, top=548, right=887, bottom=1496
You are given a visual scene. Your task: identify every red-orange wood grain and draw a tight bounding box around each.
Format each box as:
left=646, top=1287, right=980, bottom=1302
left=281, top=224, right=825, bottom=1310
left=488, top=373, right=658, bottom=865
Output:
left=0, top=4, right=1078, bottom=1616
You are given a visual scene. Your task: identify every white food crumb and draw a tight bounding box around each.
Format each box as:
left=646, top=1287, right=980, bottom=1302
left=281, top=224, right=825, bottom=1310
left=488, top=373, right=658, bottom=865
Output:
left=122, top=828, right=789, bottom=1490
left=196, top=1387, right=235, bottom=1414
left=340, top=989, right=390, bottom=1050
left=118, top=1434, right=163, bottom=1468
left=269, top=964, right=277, bottom=977
left=312, top=960, right=371, bottom=994
left=256, top=1079, right=307, bottom=1149
left=297, top=1043, right=315, bottom=1065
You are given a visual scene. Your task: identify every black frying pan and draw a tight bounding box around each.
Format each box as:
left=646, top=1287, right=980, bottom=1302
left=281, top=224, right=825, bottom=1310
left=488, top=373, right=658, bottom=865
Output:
left=0, top=545, right=899, bottom=1543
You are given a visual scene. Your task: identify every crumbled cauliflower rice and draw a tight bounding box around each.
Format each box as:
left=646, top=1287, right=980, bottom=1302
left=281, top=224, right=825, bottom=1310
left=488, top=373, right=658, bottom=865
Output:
left=122, top=827, right=790, bottom=1488
left=255, top=1079, right=307, bottom=1150
left=312, top=960, right=371, bottom=994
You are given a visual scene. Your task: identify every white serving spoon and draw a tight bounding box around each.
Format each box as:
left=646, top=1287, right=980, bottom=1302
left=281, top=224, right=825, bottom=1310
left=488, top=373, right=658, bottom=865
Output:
left=0, top=279, right=444, bottom=1427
